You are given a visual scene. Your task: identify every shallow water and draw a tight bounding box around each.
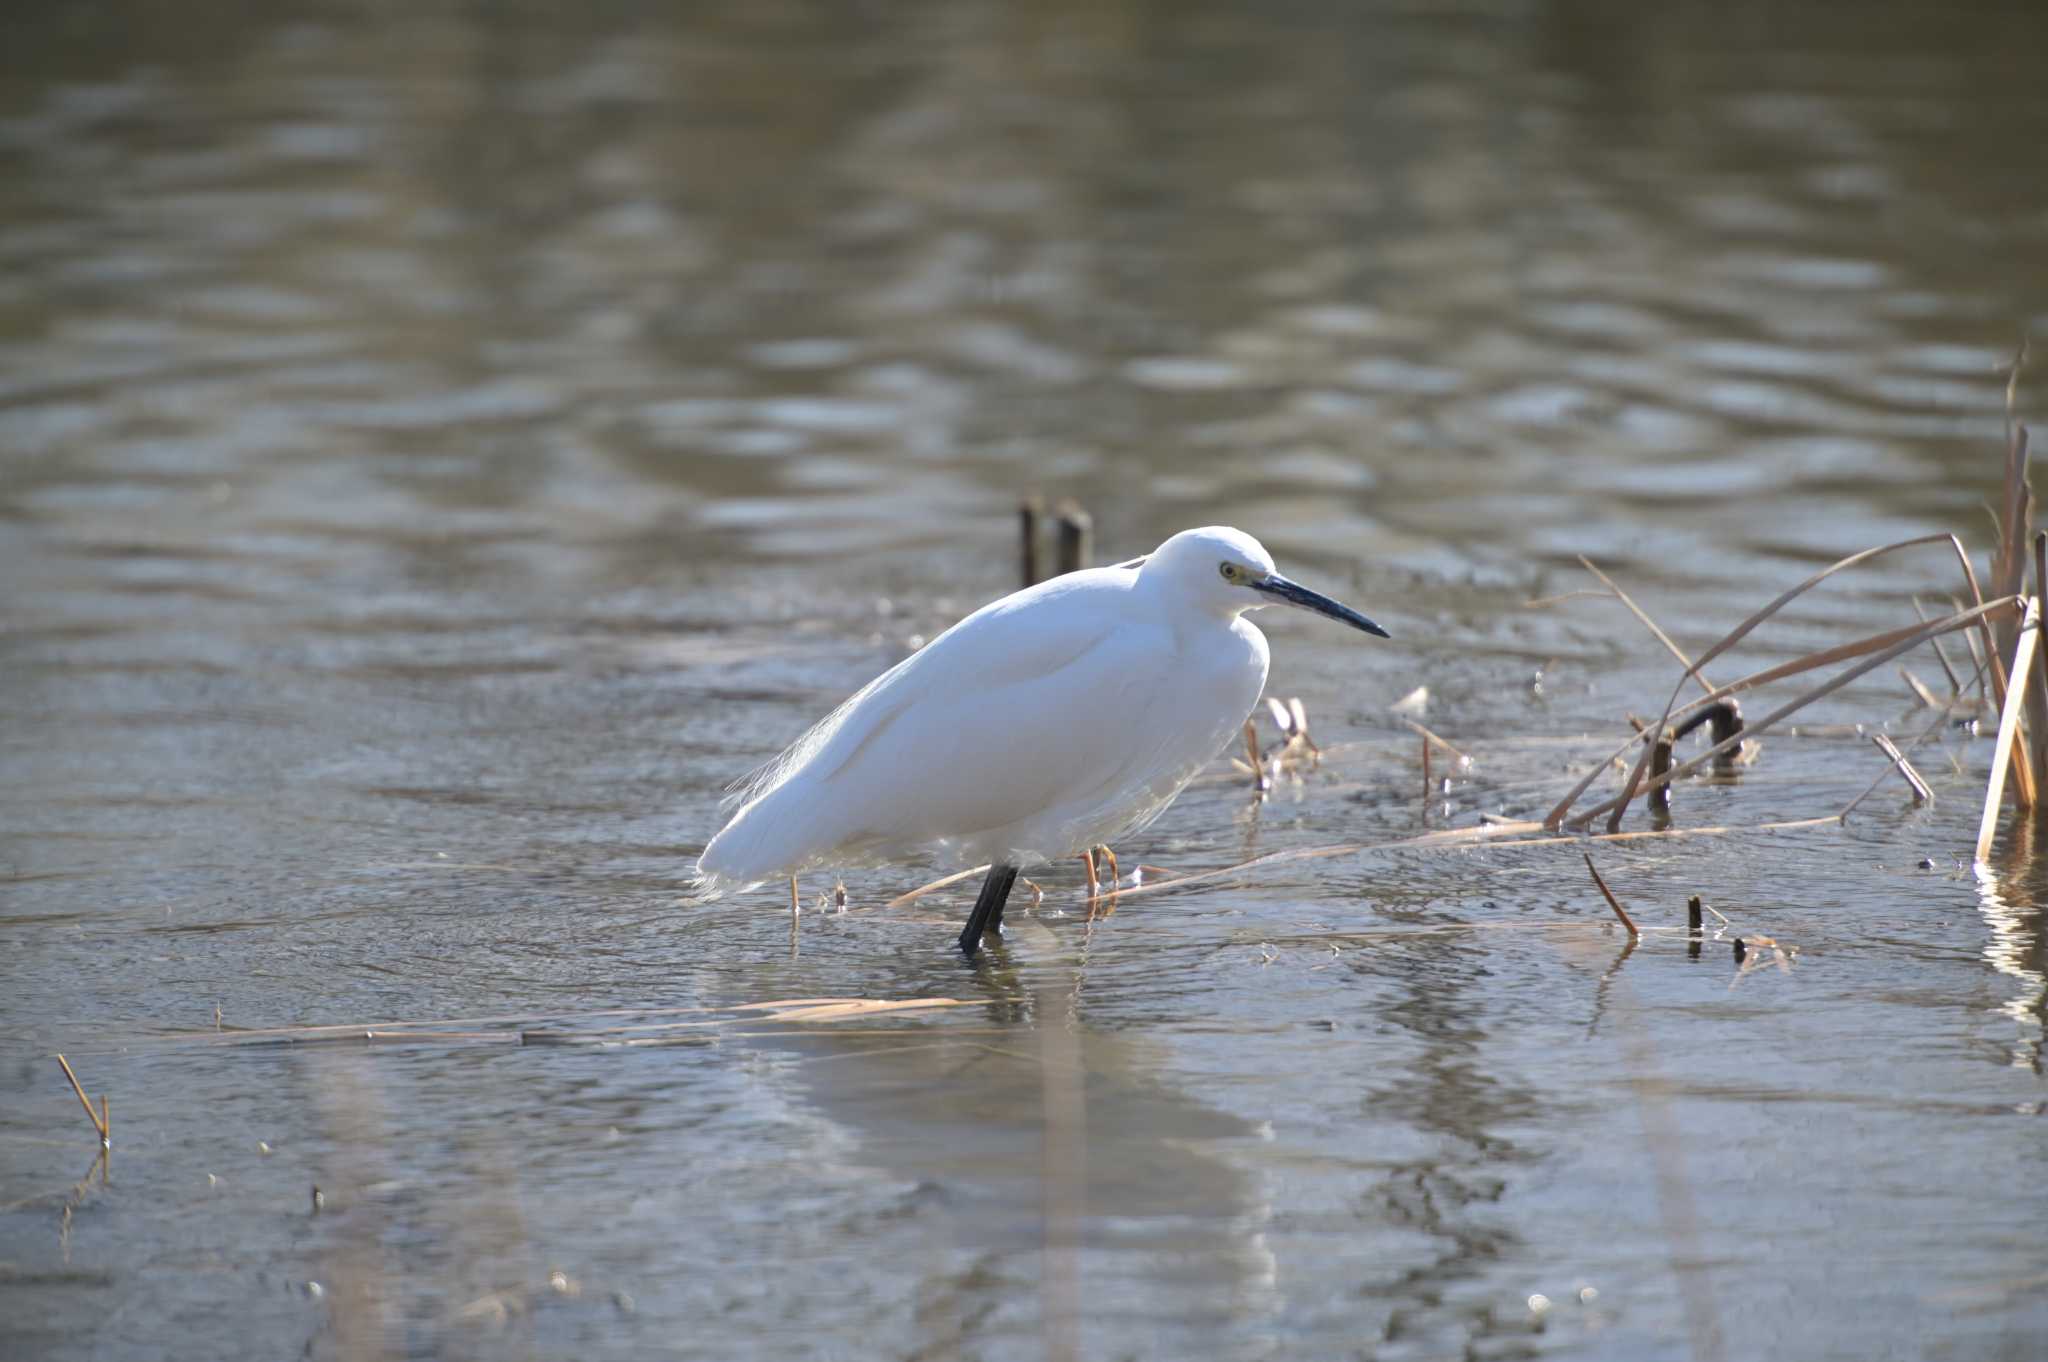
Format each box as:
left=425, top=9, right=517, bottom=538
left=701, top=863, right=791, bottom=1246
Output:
left=4, top=1, right=2048, bottom=1358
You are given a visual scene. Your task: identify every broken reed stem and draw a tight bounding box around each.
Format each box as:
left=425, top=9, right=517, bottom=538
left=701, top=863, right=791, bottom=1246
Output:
left=54, top=1055, right=107, bottom=1142
left=1898, top=666, right=1943, bottom=708
left=1546, top=533, right=2001, bottom=831
left=1242, top=719, right=1267, bottom=792
left=1839, top=706, right=1954, bottom=820
left=1687, top=895, right=1704, bottom=935
left=1421, top=731, right=1432, bottom=800
left=1582, top=854, right=1640, bottom=938
left=1019, top=495, right=1044, bottom=588
left=1977, top=597, right=2042, bottom=860
left=1870, top=733, right=1932, bottom=804
left=1402, top=719, right=1470, bottom=766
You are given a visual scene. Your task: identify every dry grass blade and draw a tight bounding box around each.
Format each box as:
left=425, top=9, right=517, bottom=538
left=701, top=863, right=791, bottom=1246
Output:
left=1569, top=596, right=2018, bottom=830
left=1977, top=598, right=2041, bottom=860
left=54, top=1055, right=107, bottom=1142
left=1579, top=556, right=1714, bottom=693
left=1582, top=853, right=1640, bottom=937
left=1075, top=815, right=1838, bottom=910
left=1544, top=533, right=1998, bottom=830
left=1523, top=589, right=1615, bottom=609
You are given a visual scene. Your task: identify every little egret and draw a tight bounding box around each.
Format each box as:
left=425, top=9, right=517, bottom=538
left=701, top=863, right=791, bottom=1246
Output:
left=696, top=525, right=1389, bottom=954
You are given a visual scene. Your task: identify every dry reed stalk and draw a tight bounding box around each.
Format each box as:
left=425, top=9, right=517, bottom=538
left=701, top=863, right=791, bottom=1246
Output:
left=1990, top=422, right=2031, bottom=663
left=54, top=1055, right=107, bottom=1142
left=1565, top=596, right=2017, bottom=831
left=525, top=997, right=975, bottom=1040
left=1977, top=598, right=2042, bottom=860
left=1240, top=718, right=1268, bottom=791
left=1870, top=733, right=1933, bottom=803
left=1544, top=533, right=2001, bottom=830
left=2031, top=531, right=2048, bottom=785
left=1522, top=589, right=1615, bottom=609
left=1912, top=596, right=1965, bottom=693
left=1582, top=854, right=1640, bottom=937
left=1955, top=602, right=1989, bottom=700
left=1069, top=814, right=1839, bottom=910
left=152, top=995, right=972, bottom=1048
left=1984, top=423, right=2036, bottom=809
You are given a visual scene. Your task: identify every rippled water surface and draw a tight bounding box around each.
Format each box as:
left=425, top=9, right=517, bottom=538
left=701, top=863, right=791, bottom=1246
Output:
left=5, top=2, right=2048, bottom=1359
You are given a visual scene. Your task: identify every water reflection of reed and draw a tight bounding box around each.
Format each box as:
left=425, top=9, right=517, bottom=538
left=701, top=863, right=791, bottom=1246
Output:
left=1972, top=822, right=2048, bottom=1075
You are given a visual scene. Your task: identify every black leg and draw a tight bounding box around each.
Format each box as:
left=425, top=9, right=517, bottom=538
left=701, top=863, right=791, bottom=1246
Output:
left=958, top=863, right=1019, bottom=956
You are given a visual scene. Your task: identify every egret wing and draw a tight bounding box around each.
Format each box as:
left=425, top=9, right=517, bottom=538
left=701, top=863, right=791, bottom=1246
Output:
left=818, top=605, right=1181, bottom=856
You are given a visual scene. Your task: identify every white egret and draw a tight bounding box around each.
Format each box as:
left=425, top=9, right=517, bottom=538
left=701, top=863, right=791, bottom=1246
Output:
left=696, top=525, right=1390, bottom=954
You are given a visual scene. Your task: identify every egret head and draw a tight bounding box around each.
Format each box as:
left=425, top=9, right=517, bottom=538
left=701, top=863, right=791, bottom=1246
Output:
left=1143, top=526, right=1390, bottom=637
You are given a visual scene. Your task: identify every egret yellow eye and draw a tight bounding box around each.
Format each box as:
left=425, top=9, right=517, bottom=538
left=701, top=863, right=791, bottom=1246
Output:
left=1219, top=561, right=1241, bottom=583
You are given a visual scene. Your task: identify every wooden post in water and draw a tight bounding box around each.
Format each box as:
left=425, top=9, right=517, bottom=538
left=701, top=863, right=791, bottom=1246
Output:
left=1647, top=731, right=1674, bottom=820
left=1055, top=500, right=1092, bottom=576
left=1019, top=496, right=1045, bottom=588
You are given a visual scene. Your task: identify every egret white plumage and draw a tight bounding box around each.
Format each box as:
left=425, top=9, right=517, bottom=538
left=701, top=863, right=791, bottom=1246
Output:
left=696, top=526, right=1389, bottom=954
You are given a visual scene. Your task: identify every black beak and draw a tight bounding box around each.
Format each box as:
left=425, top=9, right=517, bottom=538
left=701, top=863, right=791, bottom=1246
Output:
left=1251, top=573, right=1391, bottom=638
